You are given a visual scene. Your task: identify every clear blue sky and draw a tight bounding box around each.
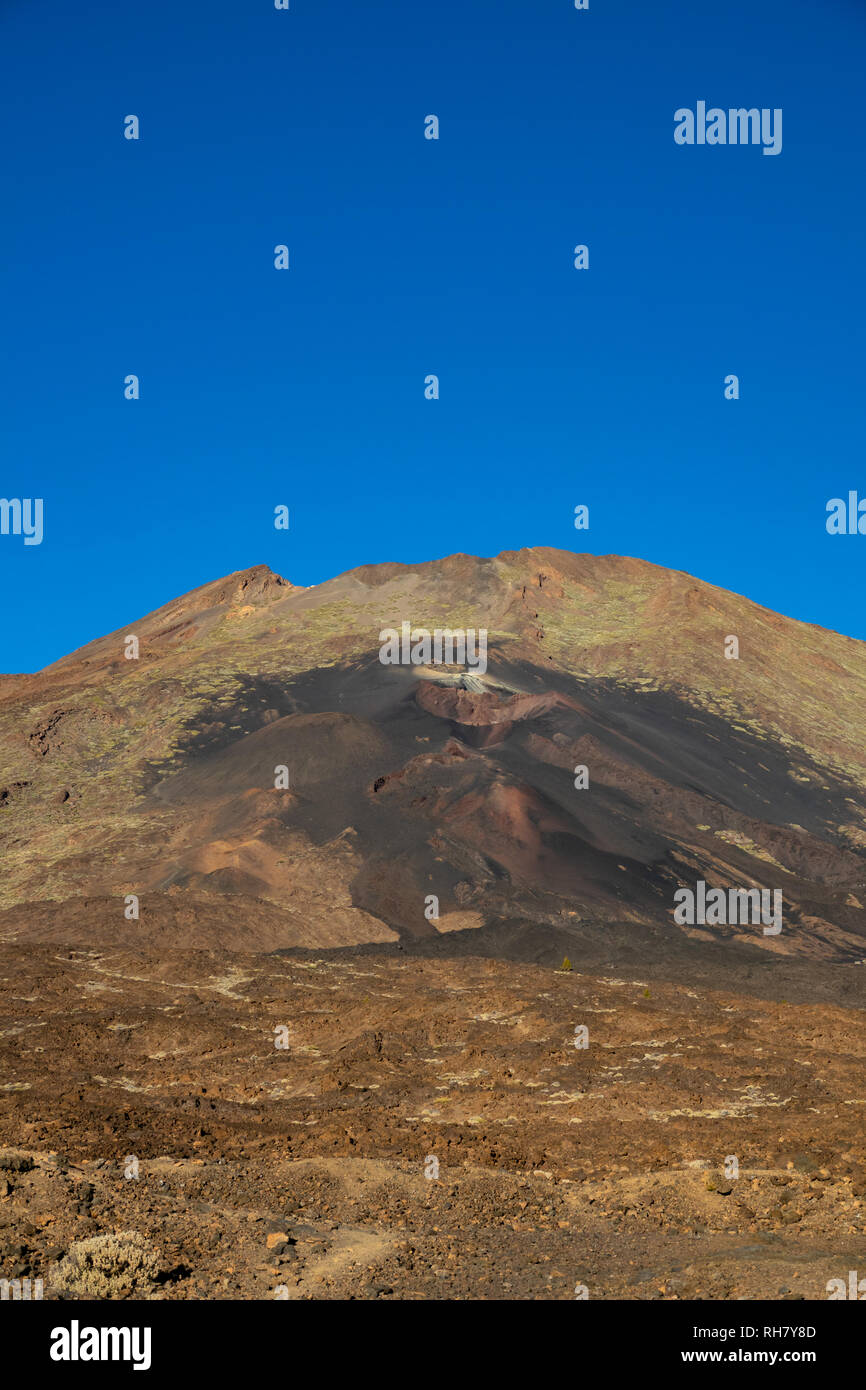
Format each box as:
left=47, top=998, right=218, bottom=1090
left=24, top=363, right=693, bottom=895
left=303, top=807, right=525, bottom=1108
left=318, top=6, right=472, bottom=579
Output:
left=2, top=0, right=865, bottom=671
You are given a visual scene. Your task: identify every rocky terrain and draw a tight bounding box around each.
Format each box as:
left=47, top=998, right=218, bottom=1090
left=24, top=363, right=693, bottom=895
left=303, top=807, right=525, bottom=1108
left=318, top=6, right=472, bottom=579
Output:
left=1, top=548, right=865, bottom=1299
left=1, top=941, right=865, bottom=1300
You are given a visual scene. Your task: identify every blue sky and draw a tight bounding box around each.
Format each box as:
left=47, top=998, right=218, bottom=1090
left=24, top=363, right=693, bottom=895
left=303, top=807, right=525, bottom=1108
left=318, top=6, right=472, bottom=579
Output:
left=2, top=0, right=865, bottom=670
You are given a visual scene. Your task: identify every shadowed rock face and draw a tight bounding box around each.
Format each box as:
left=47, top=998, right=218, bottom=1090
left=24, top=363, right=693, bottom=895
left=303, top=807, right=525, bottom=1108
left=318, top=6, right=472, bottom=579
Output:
left=1, top=547, right=865, bottom=959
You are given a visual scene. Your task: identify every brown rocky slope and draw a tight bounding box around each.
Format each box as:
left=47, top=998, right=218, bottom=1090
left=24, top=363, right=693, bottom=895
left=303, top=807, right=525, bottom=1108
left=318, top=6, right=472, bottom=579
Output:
left=0, top=548, right=864, bottom=959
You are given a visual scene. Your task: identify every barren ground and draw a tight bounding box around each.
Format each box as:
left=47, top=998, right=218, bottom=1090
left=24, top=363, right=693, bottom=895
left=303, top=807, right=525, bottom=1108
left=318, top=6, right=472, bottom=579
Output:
left=1, top=939, right=864, bottom=1300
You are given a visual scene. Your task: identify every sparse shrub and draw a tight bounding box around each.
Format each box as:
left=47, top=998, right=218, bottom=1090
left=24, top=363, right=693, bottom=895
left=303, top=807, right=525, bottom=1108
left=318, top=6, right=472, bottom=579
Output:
left=50, top=1230, right=160, bottom=1299
left=560, top=957, right=573, bottom=972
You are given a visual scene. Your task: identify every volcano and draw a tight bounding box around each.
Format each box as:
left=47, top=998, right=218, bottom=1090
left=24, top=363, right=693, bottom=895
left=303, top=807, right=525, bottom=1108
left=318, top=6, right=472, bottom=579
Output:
left=3, top=549, right=866, bottom=1304
left=1, top=547, right=864, bottom=961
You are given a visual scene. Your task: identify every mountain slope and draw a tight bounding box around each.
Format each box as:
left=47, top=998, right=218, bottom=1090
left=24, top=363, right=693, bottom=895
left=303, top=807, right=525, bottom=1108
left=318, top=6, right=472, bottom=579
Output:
left=1, top=548, right=865, bottom=959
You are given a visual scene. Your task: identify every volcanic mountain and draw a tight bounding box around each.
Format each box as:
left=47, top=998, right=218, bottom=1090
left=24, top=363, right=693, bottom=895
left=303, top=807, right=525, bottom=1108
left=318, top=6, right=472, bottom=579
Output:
left=1, top=547, right=865, bottom=961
